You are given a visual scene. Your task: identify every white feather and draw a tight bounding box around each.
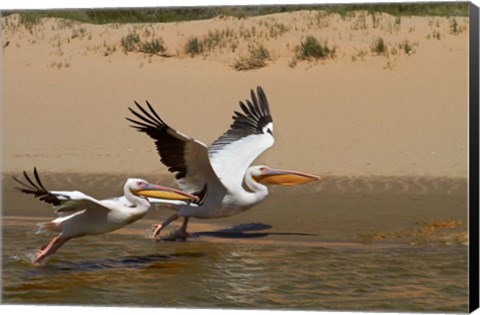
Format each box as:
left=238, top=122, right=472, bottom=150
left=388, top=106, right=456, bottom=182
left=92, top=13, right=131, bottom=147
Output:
left=209, top=131, right=274, bottom=191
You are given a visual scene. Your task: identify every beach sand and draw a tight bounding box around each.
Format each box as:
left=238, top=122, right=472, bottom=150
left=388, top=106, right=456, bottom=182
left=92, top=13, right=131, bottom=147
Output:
left=1, top=10, right=469, bottom=178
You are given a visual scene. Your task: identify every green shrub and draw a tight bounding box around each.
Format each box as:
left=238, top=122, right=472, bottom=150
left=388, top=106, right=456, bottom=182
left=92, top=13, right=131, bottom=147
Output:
left=140, top=39, right=166, bottom=55
left=121, top=32, right=168, bottom=56
left=233, top=44, right=270, bottom=71
left=296, top=36, right=336, bottom=60
left=449, top=17, right=459, bottom=34
left=394, top=16, right=402, bottom=30
left=121, top=31, right=140, bottom=52
left=370, top=37, right=387, bottom=55
left=185, top=36, right=203, bottom=57
left=399, top=40, right=414, bottom=55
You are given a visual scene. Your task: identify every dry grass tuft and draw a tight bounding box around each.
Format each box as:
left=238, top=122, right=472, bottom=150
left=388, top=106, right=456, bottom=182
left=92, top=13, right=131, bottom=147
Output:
left=233, top=44, right=270, bottom=71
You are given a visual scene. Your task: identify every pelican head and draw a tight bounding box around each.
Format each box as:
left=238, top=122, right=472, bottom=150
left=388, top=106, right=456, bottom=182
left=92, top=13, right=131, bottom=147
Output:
left=251, top=166, right=320, bottom=186
left=126, top=179, right=199, bottom=201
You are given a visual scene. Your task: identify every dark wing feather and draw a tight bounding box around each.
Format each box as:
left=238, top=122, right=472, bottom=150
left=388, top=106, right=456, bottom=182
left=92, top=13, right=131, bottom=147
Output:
left=126, top=101, right=226, bottom=195
left=208, top=86, right=273, bottom=156
left=12, top=168, right=62, bottom=206
left=14, top=168, right=111, bottom=215
left=127, top=102, right=190, bottom=180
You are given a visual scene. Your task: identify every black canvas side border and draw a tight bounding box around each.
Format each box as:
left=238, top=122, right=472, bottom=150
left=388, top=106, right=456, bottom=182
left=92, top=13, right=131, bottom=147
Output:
left=470, top=1, right=480, bottom=313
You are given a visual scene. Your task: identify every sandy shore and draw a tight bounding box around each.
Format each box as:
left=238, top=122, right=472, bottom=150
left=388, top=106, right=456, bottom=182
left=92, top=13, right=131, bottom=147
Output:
left=1, top=172, right=468, bottom=241
left=1, top=10, right=469, bottom=177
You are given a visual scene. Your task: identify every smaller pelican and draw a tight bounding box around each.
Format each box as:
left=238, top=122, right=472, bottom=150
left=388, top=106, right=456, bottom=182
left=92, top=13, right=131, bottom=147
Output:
left=13, top=168, right=199, bottom=264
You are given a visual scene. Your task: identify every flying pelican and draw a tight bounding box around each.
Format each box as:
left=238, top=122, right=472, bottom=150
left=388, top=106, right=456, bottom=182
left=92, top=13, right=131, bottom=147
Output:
left=13, top=168, right=199, bottom=264
left=127, top=86, right=319, bottom=240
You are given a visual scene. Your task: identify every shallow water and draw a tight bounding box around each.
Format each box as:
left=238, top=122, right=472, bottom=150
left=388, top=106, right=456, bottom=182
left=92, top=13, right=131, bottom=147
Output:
left=1, top=174, right=469, bottom=312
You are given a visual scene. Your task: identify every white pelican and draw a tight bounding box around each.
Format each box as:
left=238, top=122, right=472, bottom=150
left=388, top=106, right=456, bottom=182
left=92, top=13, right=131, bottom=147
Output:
left=127, top=86, right=319, bottom=240
left=13, top=168, right=199, bottom=264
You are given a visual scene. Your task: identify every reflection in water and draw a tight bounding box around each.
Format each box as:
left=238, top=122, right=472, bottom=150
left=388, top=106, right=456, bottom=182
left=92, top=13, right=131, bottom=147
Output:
left=20, top=252, right=207, bottom=277
left=205, top=248, right=275, bottom=306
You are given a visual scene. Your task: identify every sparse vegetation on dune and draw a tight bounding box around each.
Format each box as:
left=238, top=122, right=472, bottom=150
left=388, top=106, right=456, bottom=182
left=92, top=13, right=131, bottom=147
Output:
left=18, top=13, right=43, bottom=33
left=450, top=17, right=459, bottom=34
left=352, top=48, right=368, bottom=61
left=399, top=39, right=416, bottom=55
left=351, top=11, right=368, bottom=30
left=296, top=35, right=336, bottom=61
left=185, top=36, right=203, bottom=57
left=266, top=21, right=290, bottom=38
left=103, top=46, right=116, bottom=56
left=120, top=30, right=169, bottom=56
left=370, top=36, right=387, bottom=55
left=233, top=44, right=270, bottom=71
left=448, top=17, right=467, bottom=35
left=427, top=29, right=442, bottom=40
left=203, top=28, right=236, bottom=52
left=183, top=28, right=238, bottom=57
left=120, top=31, right=141, bottom=53
left=139, top=38, right=167, bottom=56
left=394, top=16, right=402, bottom=30
left=1, top=3, right=470, bottom=71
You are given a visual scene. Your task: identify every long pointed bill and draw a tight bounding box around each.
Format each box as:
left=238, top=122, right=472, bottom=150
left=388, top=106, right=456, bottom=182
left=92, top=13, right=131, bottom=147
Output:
left=134, top=183, right=199, bottom=201
left=255, top=169, right=320, bottom=186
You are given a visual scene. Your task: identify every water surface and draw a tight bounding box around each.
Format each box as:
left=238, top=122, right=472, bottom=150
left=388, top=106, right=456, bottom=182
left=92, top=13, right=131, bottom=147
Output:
left=1, top=174, right=469, bottom=312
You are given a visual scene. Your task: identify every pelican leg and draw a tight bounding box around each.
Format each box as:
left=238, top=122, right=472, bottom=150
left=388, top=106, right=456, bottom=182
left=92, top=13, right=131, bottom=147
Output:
left=152, top=213, right=179, bottom=239
left=33, top=236, right=71, bottom=264
left=172, top=217, right=191, bottom=240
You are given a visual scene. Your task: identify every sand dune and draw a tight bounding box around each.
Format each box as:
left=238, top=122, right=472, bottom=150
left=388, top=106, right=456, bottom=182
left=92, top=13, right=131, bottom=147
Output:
left=1, top=10, right=469, bottom=177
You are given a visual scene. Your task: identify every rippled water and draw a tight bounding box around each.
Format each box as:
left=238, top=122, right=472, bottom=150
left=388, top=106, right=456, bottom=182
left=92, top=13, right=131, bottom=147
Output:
left=1, top=174, right=469, bottom=312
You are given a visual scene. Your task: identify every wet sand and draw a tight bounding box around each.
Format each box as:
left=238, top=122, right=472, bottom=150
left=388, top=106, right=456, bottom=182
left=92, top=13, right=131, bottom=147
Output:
left=2, top=172, right=468, bottom=244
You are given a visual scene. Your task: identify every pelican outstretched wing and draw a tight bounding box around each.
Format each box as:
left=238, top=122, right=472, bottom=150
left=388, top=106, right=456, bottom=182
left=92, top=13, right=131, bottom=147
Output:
left=126, top=102, right=226, bottom=196
left=208, top=86, right=274, bottom=190
left=13, top=168, right=110, bottom=214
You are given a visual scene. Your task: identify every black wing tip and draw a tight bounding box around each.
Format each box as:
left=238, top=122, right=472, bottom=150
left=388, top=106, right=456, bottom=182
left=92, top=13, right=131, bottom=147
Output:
left=13, top=167, right=49, bottom=195
left=256, top=86, right=270, bottom=114
left=256, top=86, right=266, bottom=98
left=125, top=117, right=146, bottom=128
left=14, top=169, right=64, bottom=206
left=231, top=87, right=272, bottom=133
left=127, top=100, right=167, bottom=129
left=128, top=105, right=138, bottom=114
left=12, top=175, right=29, bottom=191
left=250, top=86, right=264, bottom=95
left=240, top=86, right=271, bottom=117
left=33, top=167, right=49, bottom=192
